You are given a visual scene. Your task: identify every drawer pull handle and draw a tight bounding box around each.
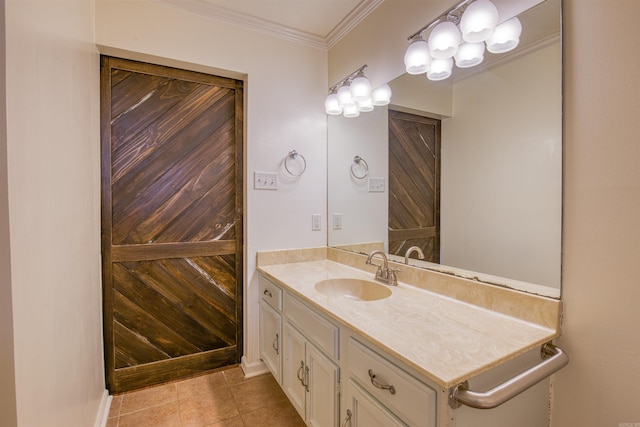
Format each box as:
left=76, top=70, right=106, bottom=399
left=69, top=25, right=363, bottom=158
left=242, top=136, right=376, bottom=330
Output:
left=341, top=409, right=352, bottom=427
left=297, top=361, right=305, bottom=384
left=272, top=334, right=279, bottom=355
left=263, top=289, right=273, bottom=298
left=368, top=369, right=396, bottom=395
left=303, top=365, right=310, bottom=392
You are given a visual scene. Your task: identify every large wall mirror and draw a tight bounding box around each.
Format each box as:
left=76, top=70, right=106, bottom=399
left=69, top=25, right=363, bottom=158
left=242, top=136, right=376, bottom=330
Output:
left=328, top=0, right=562, bottom=298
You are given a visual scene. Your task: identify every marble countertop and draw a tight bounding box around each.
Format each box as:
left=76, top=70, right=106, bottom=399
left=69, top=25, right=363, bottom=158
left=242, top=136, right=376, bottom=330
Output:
left=258, top=258, right=559, bottom=389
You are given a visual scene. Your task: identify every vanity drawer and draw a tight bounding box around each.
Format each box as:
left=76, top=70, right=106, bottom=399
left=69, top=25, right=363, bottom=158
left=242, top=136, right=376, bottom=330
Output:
left=260, top=276, right=283, bottom=311
left=348, top=338, right=436, bottom=427
left=284, top=293, right=339, bottom=359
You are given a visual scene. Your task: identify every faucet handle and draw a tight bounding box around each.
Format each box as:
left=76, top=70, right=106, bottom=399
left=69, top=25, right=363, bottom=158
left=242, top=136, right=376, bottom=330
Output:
left=387, top=268, right=400, bottom=286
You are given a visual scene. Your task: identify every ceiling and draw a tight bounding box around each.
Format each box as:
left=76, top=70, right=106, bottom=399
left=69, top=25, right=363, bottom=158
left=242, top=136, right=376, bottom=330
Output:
left=152, top=0, right=384, bottom=50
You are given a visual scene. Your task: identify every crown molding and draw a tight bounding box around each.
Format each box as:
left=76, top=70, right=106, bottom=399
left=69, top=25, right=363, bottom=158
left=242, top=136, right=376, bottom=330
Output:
left=326, top=0, right=384, bottom=49
left=153, top=0, right=383, bottom=51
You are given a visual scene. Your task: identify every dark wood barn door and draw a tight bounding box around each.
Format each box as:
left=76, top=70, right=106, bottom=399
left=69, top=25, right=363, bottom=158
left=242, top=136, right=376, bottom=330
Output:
left=100, top=57, right=243, bottom=392
left=388, top=110, right=441, bottom=263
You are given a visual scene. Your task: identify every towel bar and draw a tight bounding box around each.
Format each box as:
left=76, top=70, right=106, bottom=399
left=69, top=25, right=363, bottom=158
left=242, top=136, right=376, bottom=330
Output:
left=450, top=342, right=569, bottom=409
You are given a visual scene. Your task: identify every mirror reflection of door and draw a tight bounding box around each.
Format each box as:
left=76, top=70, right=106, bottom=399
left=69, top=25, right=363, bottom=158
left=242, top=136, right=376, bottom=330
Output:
left=388, top=110, right=441, bottom=263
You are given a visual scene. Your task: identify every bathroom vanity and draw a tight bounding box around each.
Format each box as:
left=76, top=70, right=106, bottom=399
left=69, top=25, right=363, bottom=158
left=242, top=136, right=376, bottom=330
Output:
left=257, top=247, right=564, bottom=427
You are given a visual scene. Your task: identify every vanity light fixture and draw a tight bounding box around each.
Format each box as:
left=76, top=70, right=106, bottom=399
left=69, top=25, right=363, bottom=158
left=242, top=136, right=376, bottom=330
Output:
left=350, top=69, right=372, bottom=102
left=486, top=17, right=522, bottom=53
left=324, top=88, right=342, bottom=116
left=459, top=0, right=499, bottom=42
left=325, top=65, right=391, bottom=117
left=404, top=37, right=431, bottom=74
left=428, top=21, right=461, bottom=59
left=371, top=84, right=392, bottom=106
left=404, top=0, right=524, bottom=81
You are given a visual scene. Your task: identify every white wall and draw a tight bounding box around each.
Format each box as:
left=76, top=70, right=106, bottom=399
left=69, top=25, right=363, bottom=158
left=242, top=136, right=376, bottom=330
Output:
left=95, top=0, right=328, bottom=374
left=4, top=0, right=105, bottom=426
left=442, top=43, right=562, bottom=288
left=552, top=0, right=640, bottom=425
left=327, top=107, right=388, bottom=247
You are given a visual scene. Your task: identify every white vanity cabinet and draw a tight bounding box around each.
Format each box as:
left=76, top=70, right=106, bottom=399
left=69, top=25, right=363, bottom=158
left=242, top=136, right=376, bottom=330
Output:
left=283, top=322, right=340, bottom=426
left=258, top=273, right=440, bottom=427
left=282, top=292, right=340, bottom=427
left=344, top=338, right=437, bottom=427
left=259, top=276, right=283, bottom=383
left=343, top=379, right=408, bottom=427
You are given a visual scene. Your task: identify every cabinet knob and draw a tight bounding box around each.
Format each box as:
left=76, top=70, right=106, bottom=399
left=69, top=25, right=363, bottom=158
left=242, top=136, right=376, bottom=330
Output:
left=263, top=289, right=273, bottom=298
left=368, top=369, right=396, bottom=395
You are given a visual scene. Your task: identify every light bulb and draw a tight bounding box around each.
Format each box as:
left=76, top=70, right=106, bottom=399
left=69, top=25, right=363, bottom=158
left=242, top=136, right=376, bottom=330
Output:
left=486, top=17, right=522, bottom=53
left=357, top=97, right=374, bottom=112
left=337, top=84, right=355, bottom=108
left=427, top=57, right=453, bottom=81
left=343, top=104, right=360, bottom=118
left=454, top=42, right=485, bottom=68
left=404, top=39, right=431, bottom=74
left=324, top=93, right=342, bottom=115
left=460, top=0, right=499, bottom=42
left=350, top=75, right=372, bottom=101
left=371, top=84, right=392, bottom=106
left=428, top=21, right=461, bottom=59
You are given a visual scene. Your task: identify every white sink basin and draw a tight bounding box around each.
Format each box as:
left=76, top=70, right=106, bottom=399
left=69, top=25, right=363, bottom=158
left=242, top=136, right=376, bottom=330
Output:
left=315, top=278, right=392, bottom=301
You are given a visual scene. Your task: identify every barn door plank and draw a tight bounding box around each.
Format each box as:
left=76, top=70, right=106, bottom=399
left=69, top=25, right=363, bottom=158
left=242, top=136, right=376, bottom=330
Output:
left=101, top=56, right=243, bottom=392
left=388, top=110, right=441, bottom=263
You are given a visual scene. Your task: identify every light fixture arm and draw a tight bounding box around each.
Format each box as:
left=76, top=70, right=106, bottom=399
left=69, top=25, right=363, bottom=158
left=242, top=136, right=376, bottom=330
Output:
left=328, top=64, right=368, bottom=93
left=407, top=0, right=474, bottom=41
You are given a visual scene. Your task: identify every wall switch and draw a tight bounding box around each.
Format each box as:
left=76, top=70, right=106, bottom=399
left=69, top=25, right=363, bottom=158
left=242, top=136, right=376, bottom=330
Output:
left=369, top=177, right=385, bottom=192
left=254, top=171, right=278, bottom=190
left=312, top=214, right=322, bottom=231
left=332, top=213, right=342, bottom=230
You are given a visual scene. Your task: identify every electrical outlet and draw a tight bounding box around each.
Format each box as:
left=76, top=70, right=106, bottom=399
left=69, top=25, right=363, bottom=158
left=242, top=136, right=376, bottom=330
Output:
left=369, top=177, right=385, bottom=192
left=254, top=171, right=278, bottom=190
left=333, top=213, right=342, bottom=230
left=312, top=214, right=322, bottom=231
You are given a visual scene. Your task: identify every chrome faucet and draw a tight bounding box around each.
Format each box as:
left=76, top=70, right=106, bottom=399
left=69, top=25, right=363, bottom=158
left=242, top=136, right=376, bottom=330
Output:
left=366, top=250, right=399, bottom=286
left=404, top=246, right=425, bottom=264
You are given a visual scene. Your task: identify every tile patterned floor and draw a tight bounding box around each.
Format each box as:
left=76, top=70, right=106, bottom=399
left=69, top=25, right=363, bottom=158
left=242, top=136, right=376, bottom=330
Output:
left=106, top=366, right=306, bottom=427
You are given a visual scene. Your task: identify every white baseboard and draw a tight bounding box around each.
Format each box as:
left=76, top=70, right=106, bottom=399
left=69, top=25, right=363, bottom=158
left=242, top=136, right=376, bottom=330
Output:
left=94, top=390, right=112, bottom=427
left=240, top=356, right=269, bottom=378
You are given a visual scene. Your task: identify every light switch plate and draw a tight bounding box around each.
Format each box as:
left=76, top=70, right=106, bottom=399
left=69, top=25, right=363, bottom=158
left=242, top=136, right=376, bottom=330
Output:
left=254, top=171, right=278, bottom=190
left=312, top=214, right=322, bottom=231
left=332, top=213, right=342, bottom=230
left=369, top=177, right=385, bottom=192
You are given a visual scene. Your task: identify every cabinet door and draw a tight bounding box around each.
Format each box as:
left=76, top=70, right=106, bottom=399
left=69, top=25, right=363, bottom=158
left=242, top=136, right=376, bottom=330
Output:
left=344, top=379, right=407, bottom=427
left=259, top=300, right=281, bottom=383
left=307, top=344, right=340, bottom=427
left=283, top=322, right=307, bottom=420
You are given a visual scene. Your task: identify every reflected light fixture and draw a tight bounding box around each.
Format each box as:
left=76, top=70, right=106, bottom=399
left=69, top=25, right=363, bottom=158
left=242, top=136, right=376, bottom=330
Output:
left=324, top=89, right=342, bottom=115
left=325, top=65, right=391, bottom=117
left=459, top=0, right=499, bottom=42
left=486, top=17, right=522, bottom=53
left=454, top=42, right=485, bottom=68
left=404, top=38, right=431, bottom=75
left=428, top=57, right=454, bottom=81
left=403, top=0, right=524, bottom=81
left=350, top=70, right=372, bottom=102
left=371, top=84, right=392, bottom=106
left=428, top=21, right=461, bottom=59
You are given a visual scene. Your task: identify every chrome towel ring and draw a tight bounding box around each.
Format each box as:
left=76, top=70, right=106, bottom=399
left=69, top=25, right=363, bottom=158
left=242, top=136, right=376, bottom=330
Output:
left=350, top=155, right=369, bottom=179
left=284, top=150, right=307, bottom=177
